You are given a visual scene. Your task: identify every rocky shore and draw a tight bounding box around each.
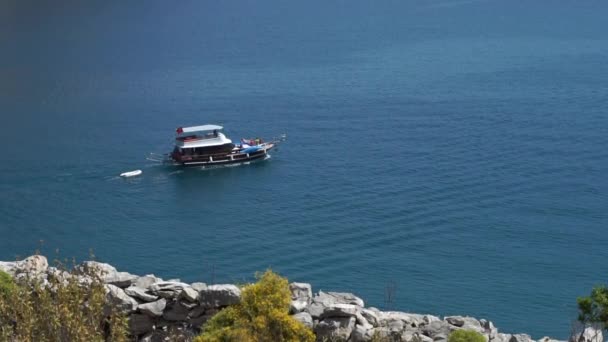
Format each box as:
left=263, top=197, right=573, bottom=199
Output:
left=0, top=255, right=601, bottom=342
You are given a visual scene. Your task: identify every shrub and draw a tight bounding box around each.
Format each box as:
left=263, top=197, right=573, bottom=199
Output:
left=195, top=270, right=314, bottom=342
left=448, top=329, right=486, bottom=342
left=0, top=270, right=16, bottom=298
left=578, top=286, right=608, bottom=328
left=0, top=263, right=128, bottom=342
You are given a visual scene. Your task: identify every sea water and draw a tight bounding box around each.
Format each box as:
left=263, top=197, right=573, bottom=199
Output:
left=1, top=0, right=607, bottom=337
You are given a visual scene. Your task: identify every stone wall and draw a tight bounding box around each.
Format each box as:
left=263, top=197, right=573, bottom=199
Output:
left=0, top=255, right=601, bottom=342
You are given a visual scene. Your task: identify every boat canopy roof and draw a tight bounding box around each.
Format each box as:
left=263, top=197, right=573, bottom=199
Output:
left=176, top=124, right=223, bottom=134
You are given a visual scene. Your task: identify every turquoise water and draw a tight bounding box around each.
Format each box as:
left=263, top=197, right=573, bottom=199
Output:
left=1, top=0, right=608, bottom=337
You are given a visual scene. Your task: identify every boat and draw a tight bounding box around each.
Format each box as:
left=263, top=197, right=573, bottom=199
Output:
left=120, top=169, right=143, bottom=178
left=165, top=124, right=278, bottom=167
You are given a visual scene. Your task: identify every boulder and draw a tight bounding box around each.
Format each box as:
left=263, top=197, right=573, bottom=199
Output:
left=314, top=290, right=364, bottom=307
left=509, top=334, right=534, bottom=342
left=149, top=281, right=191, bottom=299
left=309, top=291, right=364, bottom=319
left=293, top=312, right=314, bottom=329
left=134, top=275, right=162, bottom=289
left=290, top=282, right=312, bottom=313
left=350, top=324, right=375, bottom=342
left=403, top=331, right=434, bottom=342
left=539, top=337, right=566, bottom=342
left=445, top=316, right=483, bottom=333
left=199, top=284, right=241, bottom=308
left=189, top=305, right=206, bottom=319
left=105, top=284, right=138, bottom=314
left=191, top=282, right=207, bottom=292
left=180, top=286, right=199, bottom=302
left=480, top=319, right=497, bottom=340
left=434, top=334, right=449, bottom=342
left=378, top=311, right=417, bottom=328
left=570, top=326, right=603, bottom=342
left=163, top=301, right=191, bottom=321
left=314, top=316, right=356, bottom=341
left=75, top=261, right=136, bottom=288
left=129, top=313, right=154, bottom=336
left=361, top=308, right=380, bottom=327
left=445, top=316, right=465, bottom=327
left=125, top=286, right=158, bottom=302
left=355, top=311, right=373, bottom=330
left=321, top=303, right=359, bottom=318
left=422, top=320, right=451, bottom=339
left=494, top=333, right=513, bottom=342
left=16, top=255, right=48, bottom=275
left=138, top=298, right=166, bottom=317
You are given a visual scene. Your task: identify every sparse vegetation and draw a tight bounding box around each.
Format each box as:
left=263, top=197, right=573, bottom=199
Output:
left=448, top=329, right=486, bottom=342
left=195, top=269, right=314, bottom=342
left=0, top=263, right=128, bottom=342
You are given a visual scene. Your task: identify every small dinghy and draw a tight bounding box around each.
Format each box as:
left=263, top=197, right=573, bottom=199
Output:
left=120, top=170, right=142, bottom=178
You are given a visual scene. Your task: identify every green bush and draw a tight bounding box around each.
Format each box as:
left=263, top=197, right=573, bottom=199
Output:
left=0, top=264, right=128, bottom=342
left=0, top=270, right=16, bottom=298
left=577, top=286, right=608, bottom=327
left=448, top=329, right=486, bottom=342
left=195, top=269, right=314, bottom=342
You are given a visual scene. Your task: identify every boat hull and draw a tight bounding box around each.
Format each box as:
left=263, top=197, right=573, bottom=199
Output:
left=171, top=143, right=274, bottom=167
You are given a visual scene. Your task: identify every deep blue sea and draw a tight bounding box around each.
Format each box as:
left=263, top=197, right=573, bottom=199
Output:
left=1, top=0, right=607, bottom=338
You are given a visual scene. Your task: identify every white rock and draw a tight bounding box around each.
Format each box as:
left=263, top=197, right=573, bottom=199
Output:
left=180, top=286, right=199, bottom=302
left=199, top=284, right=241, bottom=308
left=138, top=298, right=166, bottom=317
left=125, top=286, right=158, bottom=302
left=105, top=284, right=138, bottom=314
left=315, top=316, right=356, bottom=341
left=289, top=282, right=312, bottom=313
left=293, top=312, right=314, bottom=329
left=321, top=303, right=359, bottom=318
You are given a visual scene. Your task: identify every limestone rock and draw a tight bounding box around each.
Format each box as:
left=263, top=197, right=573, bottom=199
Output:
left=125, top=286, right=158, bottom=302
left=129, top=313, right=154, bottom=336
left=321, top=303, right=359, bottom=318
left=314, top=290, right=364, bottom=307
left=314, top=316, right=356, bottom=341
left=76, top=261, right=137, bottom=288
left=570, top=326, right=603, bottom=342
left=309, top=291, right=364, bottom=319
left=422, top=320, right=451, bottom=339
left=105, top=284, right=138, bottom=313
left=290, top=282, right=312, bottom=313
left=494, top=333, right=513, bottom=342
left=149, top=281, right=191, bottom=299
left=199, top=284, right=241, bottom=308
left=138, top=298, right=166, bottom=317
left=16, top=255, right=48, bottom=275
left=378, top=311, right=416, bottom=329
left=539, top=337, right=566, bottom=342
left=403, top=331, right=434, bottom=342
left=445, top=316, right=465, bottom=327
left=361, top=307, right=380, bottom=327
left=191, top=282, right=207, bottom=292
left=445, top=316, right=483, bottom=333
left=480, top=319, right=497, bottom=340
left=293, top=312, right=314, bottom=329
left=188, top=305, right=206, bottom=319
left=510, top=334, right=534, bottom=342
left=163, top=301, right=191, bottom=321
left=180, top=286, right=199, bottom=302
left=351, top=324, right=375, bottom=342
left=134, top=275, right=162, bottom=289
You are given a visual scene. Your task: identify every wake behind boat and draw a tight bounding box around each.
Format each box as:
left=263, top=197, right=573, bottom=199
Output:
left=149, top=124, right=283, bottom=168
